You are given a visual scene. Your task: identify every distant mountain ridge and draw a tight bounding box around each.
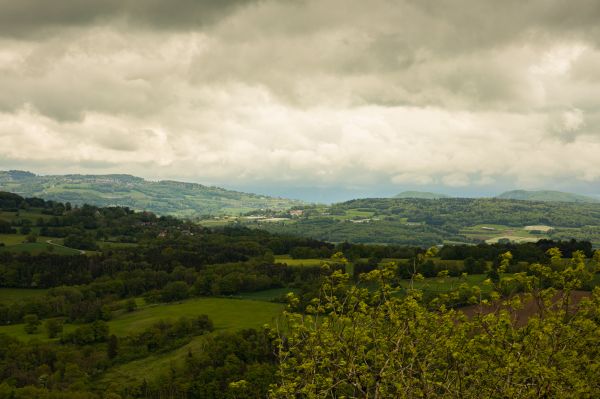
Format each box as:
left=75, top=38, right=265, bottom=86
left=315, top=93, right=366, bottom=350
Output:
left=496, top=190, right=600, bottom=204
left=394, top=191, right=451, bottom=199
left=0, top=170, right=303, bottom=217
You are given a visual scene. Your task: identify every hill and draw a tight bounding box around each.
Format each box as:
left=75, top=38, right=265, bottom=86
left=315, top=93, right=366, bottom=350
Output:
left=0, top=170, right=303, bottom=217
left=247, top=197, right=600, bottom=246
left=496, top=189, right=600, bottom=203
left=394, top=191, right=451, bottom=199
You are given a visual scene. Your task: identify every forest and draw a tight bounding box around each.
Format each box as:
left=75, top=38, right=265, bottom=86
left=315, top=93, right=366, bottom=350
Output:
left=0, top=192, right=599, bottom=398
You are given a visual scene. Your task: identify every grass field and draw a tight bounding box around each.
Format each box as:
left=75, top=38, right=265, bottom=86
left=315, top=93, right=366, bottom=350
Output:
left=460, top=224, right=549, bottom=244
left=0, top=296, right=285, bottom=342
left=0, top=288, right=48, bottom=304
left=234, top=287, right=295, bottom=301
left=0, top=242, right=81, bottom=255
left=275, top=255, right=324, bottom=267
left=99, top=297, right=285, bottom=387
left=107, top=297, right=284, bottom=336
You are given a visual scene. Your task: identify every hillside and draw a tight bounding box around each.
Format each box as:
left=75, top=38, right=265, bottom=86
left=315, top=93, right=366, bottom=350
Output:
left=0, top=170, right=303, bottom=217
left=394, top=191, right=451, bottom=199
left=497, top=189, right=600, bottom=203
left=245, top=197, right=600, bottom=246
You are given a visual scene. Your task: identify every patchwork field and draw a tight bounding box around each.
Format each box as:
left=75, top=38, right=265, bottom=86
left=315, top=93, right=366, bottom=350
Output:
left=460, top=224, right=550, bottom=244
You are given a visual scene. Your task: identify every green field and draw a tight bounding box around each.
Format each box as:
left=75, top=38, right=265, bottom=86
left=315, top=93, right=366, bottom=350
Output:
left=275, top=255, right=324, bottom=267
left=0, top=288, right=48, bottom=304
left=0, top=241, right=81, bottom=255
left=234, top=287, right=295, bottom=301
left=0, top=296, right=284, bottom=342
left=99, top=297, right=285, bottom=388
left=107, top=297, right=284, bottom=336
left=461, top=224, right=549, bottom=244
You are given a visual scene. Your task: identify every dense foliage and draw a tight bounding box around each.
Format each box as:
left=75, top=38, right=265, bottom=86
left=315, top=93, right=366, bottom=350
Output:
left=273, top=251, right=600, bottom=398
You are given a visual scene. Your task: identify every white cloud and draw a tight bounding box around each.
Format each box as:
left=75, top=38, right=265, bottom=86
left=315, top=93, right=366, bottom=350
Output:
left=1, top=0, right=600, bottom=193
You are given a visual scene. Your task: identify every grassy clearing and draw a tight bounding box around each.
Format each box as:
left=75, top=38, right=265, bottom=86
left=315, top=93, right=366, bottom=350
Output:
left=99, top=297, right=285, bottom=387
left=0, top=288, right=48, bottom=304
left=107, top=297, right=284, bottom=336
left=0, top=210, right=53, bottom=224
left=0, top=296, right=284, bottom=343
left=275, top=255, right=324, bottom=267
left=233, top=287, right=295, bottom=301
left=0, top=242, right=80, bottom=255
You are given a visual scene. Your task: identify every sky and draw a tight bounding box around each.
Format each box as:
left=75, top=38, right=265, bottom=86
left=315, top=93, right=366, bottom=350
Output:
left=1, top=0, right=600, bottom=202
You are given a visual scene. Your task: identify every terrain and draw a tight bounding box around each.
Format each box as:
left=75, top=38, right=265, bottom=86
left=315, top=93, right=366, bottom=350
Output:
left=0, top=191, right=599, bottom=397
left=394, top=190, right=451, bottom=199
left=226, top=197, right=600, bottom=246
left=0, top=170, right=303, bottom=217
left=496, top=189, right=600, bottom=203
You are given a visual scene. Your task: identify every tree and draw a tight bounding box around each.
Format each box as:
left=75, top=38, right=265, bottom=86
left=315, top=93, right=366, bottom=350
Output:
left=160, top=281, right=190, bottom=302
left=23, top=314, right=40, bottom=334
left=272, top=253, right=600, bottom=398
left=107, top=334, right=118, bottom=359
left=125, top=298, right=137, bottom=312
left=25, top=233, right=38, bottom=243
left=45, top=318, right=64, bottom=338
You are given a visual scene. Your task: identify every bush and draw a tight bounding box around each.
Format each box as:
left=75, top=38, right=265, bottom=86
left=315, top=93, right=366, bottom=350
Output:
left=23, top=314, right=40, bottom=334
left=45, top=318, right=64, bottom=338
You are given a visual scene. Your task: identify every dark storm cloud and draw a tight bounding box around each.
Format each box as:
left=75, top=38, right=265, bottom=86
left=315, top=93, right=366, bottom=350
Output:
left=0, top=0, right=256, bottom=37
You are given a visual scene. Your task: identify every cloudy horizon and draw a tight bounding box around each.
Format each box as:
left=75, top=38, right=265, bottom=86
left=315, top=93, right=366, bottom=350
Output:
left=2, top=0, right=600, bottom=201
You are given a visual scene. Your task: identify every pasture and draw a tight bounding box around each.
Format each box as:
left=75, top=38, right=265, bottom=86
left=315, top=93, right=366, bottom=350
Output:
left=0, top=288, right=48, bottom=304
left=99, top=296, right=285, bottom=387
left=275, top=255, right=324, bottom=267
left=107, top=297, right=284, bottom=336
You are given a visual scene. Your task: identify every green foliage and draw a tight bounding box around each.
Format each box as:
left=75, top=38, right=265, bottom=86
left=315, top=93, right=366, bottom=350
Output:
left=23, top=313, right=40, bottom=334
left=45, top=318, right=64, bottom=338
left=272, top=252, right=600, bottom=397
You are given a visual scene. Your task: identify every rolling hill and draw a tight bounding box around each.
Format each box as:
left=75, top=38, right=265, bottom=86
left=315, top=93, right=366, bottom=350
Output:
left=496, top=190, right=600, bottom=203
left=0, top=170, right=303, bottom=217
left=394, top=191, right=451, bottom=199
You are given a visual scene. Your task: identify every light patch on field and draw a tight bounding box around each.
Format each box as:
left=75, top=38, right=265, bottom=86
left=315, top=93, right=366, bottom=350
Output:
left=524, top=225, right=553, bottom=232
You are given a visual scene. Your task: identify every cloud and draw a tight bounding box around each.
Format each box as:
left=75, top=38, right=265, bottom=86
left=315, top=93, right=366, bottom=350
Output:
left=1, top=0, right=600, bottom=193
left=0, top=0, right=256, bottom=38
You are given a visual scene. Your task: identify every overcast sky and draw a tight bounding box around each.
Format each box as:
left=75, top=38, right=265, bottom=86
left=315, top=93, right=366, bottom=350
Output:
left=1, top=0, right=600, bottom=200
